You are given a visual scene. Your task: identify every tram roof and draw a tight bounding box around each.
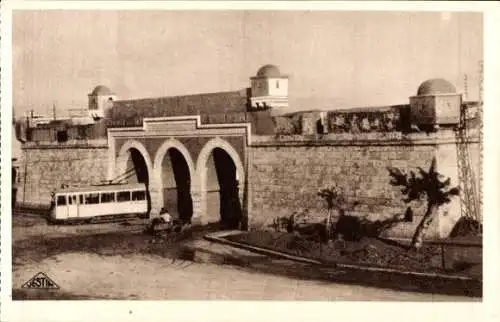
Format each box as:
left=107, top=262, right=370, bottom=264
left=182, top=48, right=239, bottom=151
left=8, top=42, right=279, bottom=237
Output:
left=56, top=183, right=146, bottom=194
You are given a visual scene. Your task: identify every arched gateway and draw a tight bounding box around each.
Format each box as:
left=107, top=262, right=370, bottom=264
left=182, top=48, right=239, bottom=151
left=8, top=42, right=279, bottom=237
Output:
left=115, top=140, right=153, bottom=213
left=152, top=139, right=196, bottom=223
left=107, top=116, right=250, bottom=227
left=196, top=137, right=245, bottom=228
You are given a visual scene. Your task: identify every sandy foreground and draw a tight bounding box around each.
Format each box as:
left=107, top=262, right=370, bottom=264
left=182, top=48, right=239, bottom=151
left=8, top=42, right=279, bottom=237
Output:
left=13, top=251, right=473, bottom=301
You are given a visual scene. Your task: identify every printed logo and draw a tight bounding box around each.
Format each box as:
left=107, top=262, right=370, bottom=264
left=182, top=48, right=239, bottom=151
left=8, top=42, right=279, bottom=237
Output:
left=22, top=272, right=60, bottom=289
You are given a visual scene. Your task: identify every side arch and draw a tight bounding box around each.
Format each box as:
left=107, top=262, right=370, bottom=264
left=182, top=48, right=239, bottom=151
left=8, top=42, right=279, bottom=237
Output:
left=195, top=137, right=246, bottom=226
left=114, top=139, right=154, bottom=184
left=151, top=138, right=196, bottom=217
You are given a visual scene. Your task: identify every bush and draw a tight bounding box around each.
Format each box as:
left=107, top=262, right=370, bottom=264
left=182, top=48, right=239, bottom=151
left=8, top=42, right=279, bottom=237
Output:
left=449, top=217, right=482, bottom=238
left=334, top=212, right=406, bottom=242
left=334, top=215, right=364, bottom=242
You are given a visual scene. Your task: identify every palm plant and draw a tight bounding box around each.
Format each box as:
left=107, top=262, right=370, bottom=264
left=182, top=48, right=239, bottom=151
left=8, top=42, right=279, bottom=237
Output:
left=387, top=157, right=460, bottom=250
left=317, top=187, right=347, bottom=239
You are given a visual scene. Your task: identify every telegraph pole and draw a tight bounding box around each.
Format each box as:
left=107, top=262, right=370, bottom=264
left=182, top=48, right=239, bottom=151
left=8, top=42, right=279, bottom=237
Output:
left=28, top=109, right=34, bottom=128
left=53, top=101, right=56, bottom=120
left=478, top=60, right=484, bottom=223
left=463, top=74, right=468, bottom=101
left=478, top=60, right=484, bottom=107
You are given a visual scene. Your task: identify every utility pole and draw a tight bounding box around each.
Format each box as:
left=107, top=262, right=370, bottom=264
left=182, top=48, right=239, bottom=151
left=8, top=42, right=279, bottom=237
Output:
left=53, top=101, right=56, bottom=120
left=28, top=109, right=34, bottom=128
left=463, top=74, right=468, bottom=101
left=479, top=60, right=484, bottom=107
left=478, top=60, right=484, bottom=222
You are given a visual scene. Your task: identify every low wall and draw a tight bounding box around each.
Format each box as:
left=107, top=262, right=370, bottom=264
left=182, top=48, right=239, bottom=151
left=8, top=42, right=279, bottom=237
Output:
left=17, top=140, right=110, bottom=207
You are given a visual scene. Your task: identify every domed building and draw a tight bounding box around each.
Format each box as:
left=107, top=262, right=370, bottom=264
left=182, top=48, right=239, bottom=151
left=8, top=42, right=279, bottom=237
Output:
left=250, top=64, right=289, bottom=110
left=90, top=85, right=115, bottom=96
left=410, top=78, right=462, bottom=127
left=88, top=85, right=117, bottom=119
left=256, top=64, right=282, bottom=78
left=416, top=78, right=457, bottom=96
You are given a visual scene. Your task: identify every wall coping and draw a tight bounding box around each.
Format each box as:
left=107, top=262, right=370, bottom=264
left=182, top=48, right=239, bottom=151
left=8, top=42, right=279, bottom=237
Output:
left=22, top=139, right=109, bottom=150
left=21, top=122, right=481, bottom=149
left=250, top=130, right=480, bottom=147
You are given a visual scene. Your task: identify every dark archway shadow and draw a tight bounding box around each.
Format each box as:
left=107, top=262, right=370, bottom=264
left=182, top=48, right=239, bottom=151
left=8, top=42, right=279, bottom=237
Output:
left=168, top=149, right=193, bottom=224
left=129, top=148, right=151, bottom=214
left=213, top=148, right=243, bottom=230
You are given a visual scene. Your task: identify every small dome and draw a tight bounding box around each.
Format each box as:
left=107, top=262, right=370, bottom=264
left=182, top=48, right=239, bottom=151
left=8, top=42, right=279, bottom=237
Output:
left=90, top=85, right=114, bottom=96
left=417, top=78, right=456, bottom=96
left=256, top=64, right=281, bottom=77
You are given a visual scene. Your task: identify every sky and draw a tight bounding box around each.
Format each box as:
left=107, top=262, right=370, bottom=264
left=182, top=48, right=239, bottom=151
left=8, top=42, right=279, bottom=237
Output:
left=12, top=10, right=483, bottom=117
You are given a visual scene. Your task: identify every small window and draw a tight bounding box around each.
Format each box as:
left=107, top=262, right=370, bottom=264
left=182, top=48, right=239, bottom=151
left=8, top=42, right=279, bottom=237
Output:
left=67, top=195, right=77, bottom=205
left=132, top=190, right=146, bottom=201
left=56, top=195, right=67, bottom=206
left=276, top=80, right=279, bottom=89
left=85, top=193, right=100, bottom=204
left=57, top=130, right=68, bottom=143
left=101, top=192, right=115, bottom=203
left=117, top=191, right=131, bottom=202
left=79, top=195, right=83, bottom=204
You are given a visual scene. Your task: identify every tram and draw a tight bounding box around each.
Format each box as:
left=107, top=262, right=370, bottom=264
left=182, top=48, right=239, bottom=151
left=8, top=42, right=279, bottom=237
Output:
left=49, top=183, right=149, bottom=224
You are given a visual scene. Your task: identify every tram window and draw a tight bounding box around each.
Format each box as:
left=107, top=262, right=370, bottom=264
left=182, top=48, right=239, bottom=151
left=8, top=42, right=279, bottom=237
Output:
left=132, top=190, right=146, bottom=201
left=56, top=195, right=67, bottom=206
left=79, top=195, right=83, bottom=204
left=85, top=193, right=100, bottom=204
left=68, top=195, right=77, bottom=205
left=100, top=192, right=115, bottom=203
left=117, top=191, right=131, bottom=202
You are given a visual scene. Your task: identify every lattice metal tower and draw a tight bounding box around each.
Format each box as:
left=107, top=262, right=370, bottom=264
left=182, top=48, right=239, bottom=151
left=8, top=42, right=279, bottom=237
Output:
left=454, top=61, right=482, bottom=232
left=455, top=104, right=479, bottom=221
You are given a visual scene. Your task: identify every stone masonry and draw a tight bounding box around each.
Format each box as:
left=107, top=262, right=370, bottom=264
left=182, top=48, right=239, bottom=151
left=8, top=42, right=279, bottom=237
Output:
left=247, top=131, right=480, bottom=239
left=17, top=141, right=109, bottom=207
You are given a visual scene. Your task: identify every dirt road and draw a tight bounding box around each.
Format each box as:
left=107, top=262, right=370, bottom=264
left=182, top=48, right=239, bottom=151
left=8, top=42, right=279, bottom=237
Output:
left=13, top=252, right=475, bottom=301
left=11, top=213, right=477, bottom=301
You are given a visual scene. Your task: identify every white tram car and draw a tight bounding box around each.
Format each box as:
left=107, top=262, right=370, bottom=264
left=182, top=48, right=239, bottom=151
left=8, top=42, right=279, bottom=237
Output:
left=50, top=183, right=149, bottom=223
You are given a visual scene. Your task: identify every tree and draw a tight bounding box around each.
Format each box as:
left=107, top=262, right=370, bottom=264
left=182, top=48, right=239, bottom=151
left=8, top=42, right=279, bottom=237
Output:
left=317, top=187, right=347, bottom=239
left=387, top=157, right=460, bottom=250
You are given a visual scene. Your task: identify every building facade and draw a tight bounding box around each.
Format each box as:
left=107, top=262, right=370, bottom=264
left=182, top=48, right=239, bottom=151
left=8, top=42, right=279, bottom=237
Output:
left=14, top=64, right=481, bottom=238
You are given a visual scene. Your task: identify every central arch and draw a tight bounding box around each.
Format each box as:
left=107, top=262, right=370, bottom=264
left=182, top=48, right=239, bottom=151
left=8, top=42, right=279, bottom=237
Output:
left=152, top=139, right=196, bottom=220
left=196, top=137, right=245, bottom=229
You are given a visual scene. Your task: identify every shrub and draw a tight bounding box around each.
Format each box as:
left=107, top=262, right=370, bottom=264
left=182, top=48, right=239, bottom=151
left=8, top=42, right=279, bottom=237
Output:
left=449, top=217, right=482, bottom=238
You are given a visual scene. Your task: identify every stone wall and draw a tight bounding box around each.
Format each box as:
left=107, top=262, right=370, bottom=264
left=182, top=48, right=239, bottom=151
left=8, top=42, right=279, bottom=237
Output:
left=17, top=141, right=109, bottom=207
left=247, top=131, right=480, bottom=239
left=15, top=110, right=481, bottom=241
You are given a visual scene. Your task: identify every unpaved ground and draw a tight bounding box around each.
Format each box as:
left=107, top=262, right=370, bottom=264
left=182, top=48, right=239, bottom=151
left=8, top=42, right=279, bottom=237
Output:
left=12, top=213, right=148, bottom=242
left=13, top=252, right=475, bottom=301
left=11, top=213, right=478, bottom=301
